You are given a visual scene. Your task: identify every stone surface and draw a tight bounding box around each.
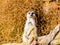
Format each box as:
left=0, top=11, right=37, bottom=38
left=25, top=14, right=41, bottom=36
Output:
left=51, top=32, right=60, bottom=45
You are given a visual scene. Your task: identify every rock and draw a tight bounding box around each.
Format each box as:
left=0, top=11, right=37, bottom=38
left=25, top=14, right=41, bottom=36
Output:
left=38, top=24, right=60, bottom=45
left=55, top=32, right=60, bottom=40
left=51, top=39, right=60, bottom=45
left=50, top=32, right=60, bottom=45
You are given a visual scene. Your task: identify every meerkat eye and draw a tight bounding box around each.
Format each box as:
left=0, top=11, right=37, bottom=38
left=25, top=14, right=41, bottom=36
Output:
left=28, top=12, right=30, bottom=14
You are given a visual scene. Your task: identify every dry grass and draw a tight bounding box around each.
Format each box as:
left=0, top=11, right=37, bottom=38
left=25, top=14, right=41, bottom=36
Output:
left=0, top=0, right=60, bottom=45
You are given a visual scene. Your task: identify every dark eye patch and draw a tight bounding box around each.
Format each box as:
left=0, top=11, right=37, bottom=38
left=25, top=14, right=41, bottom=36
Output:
left=32, top=13, right=35, bottom=15
left=28, top=12, right=30, bottom=14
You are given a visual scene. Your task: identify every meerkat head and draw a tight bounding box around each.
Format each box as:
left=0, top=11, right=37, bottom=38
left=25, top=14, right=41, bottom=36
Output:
left=26, top=11, right=37, bottom=19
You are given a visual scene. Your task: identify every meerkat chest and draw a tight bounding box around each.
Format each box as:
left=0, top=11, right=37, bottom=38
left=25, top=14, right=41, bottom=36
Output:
left=27, top=18, right=35, bottom=26
left=26, top=18, right=35, bottom=30
left=24, top=18, right=36, bottom=34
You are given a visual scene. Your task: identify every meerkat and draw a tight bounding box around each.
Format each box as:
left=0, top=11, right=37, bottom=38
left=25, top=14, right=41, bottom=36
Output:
left=22, top=11, right=38, bottom=45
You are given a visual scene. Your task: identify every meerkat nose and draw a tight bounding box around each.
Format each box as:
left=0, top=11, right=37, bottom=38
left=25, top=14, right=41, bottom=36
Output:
left=31, top=14, right=33, bottom=16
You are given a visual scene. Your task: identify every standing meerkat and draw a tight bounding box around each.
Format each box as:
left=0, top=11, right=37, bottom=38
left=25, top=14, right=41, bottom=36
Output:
left=22, top=11, right=38, bottom=45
